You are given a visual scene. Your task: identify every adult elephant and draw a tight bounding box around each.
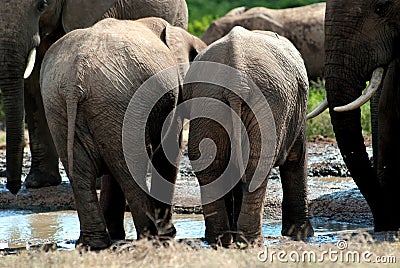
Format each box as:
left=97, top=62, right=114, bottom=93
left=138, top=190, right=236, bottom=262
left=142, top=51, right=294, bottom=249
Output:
left=40, top=17, right=205, bottom=249
left=323, top=0, right=400, bottom=231
left=184, top=27, right=314, bottom=246
left=0, top=0, right=188, bottom=194
left=201, top=3, right=325, bottom=80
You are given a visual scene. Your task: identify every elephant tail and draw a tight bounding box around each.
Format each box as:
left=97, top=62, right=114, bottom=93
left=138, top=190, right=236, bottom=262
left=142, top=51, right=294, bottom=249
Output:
left=66, top=96, right=79, bottom=180
left=228, top=94, right=246, bottom=182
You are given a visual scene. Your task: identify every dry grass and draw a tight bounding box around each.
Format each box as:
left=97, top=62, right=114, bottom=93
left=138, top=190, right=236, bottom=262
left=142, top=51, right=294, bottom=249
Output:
left=1, top=233, right=400, bottom=268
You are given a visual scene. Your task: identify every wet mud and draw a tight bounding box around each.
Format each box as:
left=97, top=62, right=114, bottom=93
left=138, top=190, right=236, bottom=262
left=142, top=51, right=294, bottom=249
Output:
left=0, top=139, right=372, bottom=226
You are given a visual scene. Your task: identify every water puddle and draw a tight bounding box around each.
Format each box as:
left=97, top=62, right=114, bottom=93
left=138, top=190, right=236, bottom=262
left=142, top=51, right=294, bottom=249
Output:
left=0, top=210, right=369, bottom=251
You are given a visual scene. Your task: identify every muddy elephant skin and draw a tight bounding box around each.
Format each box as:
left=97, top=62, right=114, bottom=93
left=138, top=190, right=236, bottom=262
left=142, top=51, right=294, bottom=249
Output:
left=183, top=27, right=314, bottom=246
left=40, top=17, right=205, bottom=249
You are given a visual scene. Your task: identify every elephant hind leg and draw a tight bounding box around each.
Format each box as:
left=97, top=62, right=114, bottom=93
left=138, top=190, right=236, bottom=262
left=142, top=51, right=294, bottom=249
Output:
left=235, top=112, right=268, bottom=246
left=236, top=156, right=268, bottom=246
left=109, top=166, right=160, bottom=239
left=188, top=118, right=232, bottom=246
left=100, top=174, right=126, bottom=241
left=69, top=143, right=111, bottom=249
left=47, top=111, right=111, bottom=249
left=148, top=115, right=183, bottom=238
left=224, top=182, right=243, bottom=237
left=279, top=131, right=314, bottom=240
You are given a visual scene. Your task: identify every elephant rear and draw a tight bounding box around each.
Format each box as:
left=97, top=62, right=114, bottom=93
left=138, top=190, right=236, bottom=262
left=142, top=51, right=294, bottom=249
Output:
left=183, top=26, right=312, bottom=245
left=187, top=26, right=309, bottom=165
left=40, top=17, right=206, bottom=249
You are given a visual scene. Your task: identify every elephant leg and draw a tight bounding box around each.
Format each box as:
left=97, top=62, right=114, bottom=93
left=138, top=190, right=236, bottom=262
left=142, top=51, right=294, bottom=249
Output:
left=23, top=53, right=61, bottom=188
left=279, top=132, right=314, bottom=240
left=377, top=60, right=400, bottom=230
left=70, top=150, right=111, bottom=249
left=149, top=149, right=178, bottom=237
left=47, top=114, right=110, bottom=249
left=234, top=111, right=268, bottom=246
left=377, top=116, right=400, bottom=229
left=148, top=116, right=182, bottom=238
left=110, top=167, right=159, bottom=239
left=236, top=138, right=268, bottom=246
left=202, top=198, right=232, bottom=247
left=224, top=182, right=243, bottom=238
left=67, top=144, right=111, bottom=248
left=236, top=178, right=267, bottom=246
left=100, top=174, right=126, bottom=240
left=188, top=118, right=232, bottom=246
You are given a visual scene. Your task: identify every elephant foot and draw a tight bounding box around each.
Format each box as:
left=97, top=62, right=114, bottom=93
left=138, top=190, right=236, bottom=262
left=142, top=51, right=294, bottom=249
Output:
left=282, top=219, right=314, bottom=240
left=205, top=231, right=233, bottom=248
left=234, top=231, right=264, bottom=248
left=24, top=169, right=61, bottom=188
left=76, top=232, right=112, bottom=250
left=372, top=201, right=400, bottom=232
left=156, top=222, right=177, bottom=239
left=374, top=219, right=400, bottom=232
left=108, top=228, right=126, bottom=241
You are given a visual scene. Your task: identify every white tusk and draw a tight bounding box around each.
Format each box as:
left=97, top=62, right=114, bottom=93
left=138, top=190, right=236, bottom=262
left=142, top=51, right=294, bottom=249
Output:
left=23, top=48, right=36, bottom=79
left=306, top=98, right=328, bottom=120
left=334, top=67, right=384, bottom=112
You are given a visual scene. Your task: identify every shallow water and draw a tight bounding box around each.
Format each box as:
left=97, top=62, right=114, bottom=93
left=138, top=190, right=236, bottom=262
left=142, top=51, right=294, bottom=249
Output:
left=0, top=143, right=372, bottom=251
left=0, top=210, right=369, bottom=250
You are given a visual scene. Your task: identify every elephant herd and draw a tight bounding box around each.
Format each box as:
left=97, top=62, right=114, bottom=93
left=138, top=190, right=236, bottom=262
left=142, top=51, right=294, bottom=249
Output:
left=0, top=0, right=399, bottom=249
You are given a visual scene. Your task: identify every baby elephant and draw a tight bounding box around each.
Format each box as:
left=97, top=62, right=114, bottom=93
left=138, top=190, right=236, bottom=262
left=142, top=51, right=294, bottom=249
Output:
left=184, top=26, right=314, bottom=246
left=40, top=17, right=205, bottom=249
left=201, top=3, right=325, bottom=80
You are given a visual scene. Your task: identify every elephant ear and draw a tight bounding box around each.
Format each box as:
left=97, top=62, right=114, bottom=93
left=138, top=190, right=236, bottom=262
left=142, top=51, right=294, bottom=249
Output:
left=62, top=0, right=117, bottom=33
left=164, top=25, right=207, bottom=82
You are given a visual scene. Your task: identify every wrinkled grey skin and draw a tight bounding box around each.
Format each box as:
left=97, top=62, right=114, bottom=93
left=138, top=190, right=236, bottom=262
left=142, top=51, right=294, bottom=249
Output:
left=184, top=27, right=314, bottom=246
left=40, top=17, right=205, bottom=249
left=202, top=3, right=325, bottom=80
left=325, top=0, right=400, bottom=231
left=0, top=0, right=188, bottom=194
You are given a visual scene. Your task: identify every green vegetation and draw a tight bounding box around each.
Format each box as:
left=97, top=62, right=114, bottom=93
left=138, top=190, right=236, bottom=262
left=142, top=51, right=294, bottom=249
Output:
left=187, top=0, right=326, bottom=37
left=306, top=80, right=333, bottom=138
left=306, top=80, right=371, bottom=139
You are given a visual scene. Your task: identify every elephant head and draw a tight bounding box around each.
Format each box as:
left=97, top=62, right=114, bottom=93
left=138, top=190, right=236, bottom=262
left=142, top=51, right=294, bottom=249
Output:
left=324, top=0, right=400, bottom=230
left=0, top=0, right=117, bottom=194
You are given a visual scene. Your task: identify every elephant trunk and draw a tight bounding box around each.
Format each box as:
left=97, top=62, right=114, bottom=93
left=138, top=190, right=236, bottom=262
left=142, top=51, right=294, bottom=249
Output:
left=325, top=51, right=387, bottom=230
left=0, top=49, right=28, bottom=194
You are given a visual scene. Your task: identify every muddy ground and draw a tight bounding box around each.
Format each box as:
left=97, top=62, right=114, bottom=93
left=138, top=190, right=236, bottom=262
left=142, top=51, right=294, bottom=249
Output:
left=0, top=137, right=373, bottom=226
